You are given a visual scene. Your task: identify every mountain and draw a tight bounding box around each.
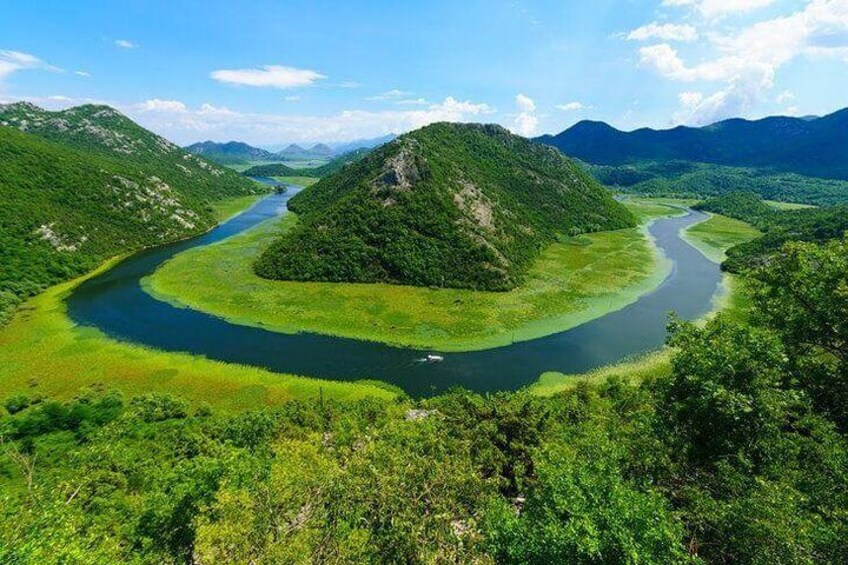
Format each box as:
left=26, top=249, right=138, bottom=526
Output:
left=275, top=143, right=337, bottom=160
left=254, top=122, right=634, bottom=291
left=184, top=140, right=276, bottom=165
left=537, top=108, right=848, bottom=180
left=310, top=143, right=334, bottom=156
left=243, top=147, right=373, bottom=179
left=0, top=102, right=264, bottom=322
left=330, top=133, right=396, bottom=154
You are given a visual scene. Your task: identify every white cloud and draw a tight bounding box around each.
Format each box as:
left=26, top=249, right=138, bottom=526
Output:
left=662, top=0, right=775, bottom=18
left=396, top=98, right=429, bottom=105
left=0, top=50, right=58, bottom=83
left=776, top=89, right=795, bottom=104
left=115, top=39, right=137, bottom=49
left=210, top=65, right=325, bottom=89
left=119, top=96, right=493, bottom=144
left=678, top=91, right=704, bottom=107
left=75, top=70, right=91, bottom=77
left=366, top=89, right=413, bottom=101
left=285, top=95, right=301, bottom=102
left=627, top=22, right=699, bottom=42
left=555, top=101, right=585, bottom=111
left=640, top=0, right=848, bottom=125
left=135, top=98, right=188, bottom=112
left=511, top=94, right=538, bottom=137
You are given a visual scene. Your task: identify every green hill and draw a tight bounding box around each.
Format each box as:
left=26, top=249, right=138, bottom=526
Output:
left=695, top=192, right=848, bottom=271
left=255, top=122, right=635, bottom=291
left=0, top=102, right=265, bottom=323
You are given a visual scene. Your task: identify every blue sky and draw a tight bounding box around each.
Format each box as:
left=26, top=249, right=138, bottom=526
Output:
left=1, top=0, right=847, bottom=145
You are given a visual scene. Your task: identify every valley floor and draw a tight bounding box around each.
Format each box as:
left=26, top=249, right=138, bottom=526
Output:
left=145, top=199, right=683, bottom=352
left=0, top=196, right=759, bottom=411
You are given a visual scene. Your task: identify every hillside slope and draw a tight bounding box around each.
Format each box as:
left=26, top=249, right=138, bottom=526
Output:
left=255, top=122, right=634, bottom=291
left=0, top=102, right=265, bottom=322
left=537, top=108, right=848, bottom=180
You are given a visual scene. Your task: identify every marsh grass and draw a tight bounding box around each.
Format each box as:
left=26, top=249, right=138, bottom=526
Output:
left=145, top=200, right=681, bottom=352
left=0, top=252, right=394, bottom=412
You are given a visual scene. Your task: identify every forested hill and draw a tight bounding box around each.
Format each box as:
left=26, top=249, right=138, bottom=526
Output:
left=184, top=140, right=277, bottom=165
left=695, top=191, right=848, bottom=271
left=537, top=108, right=848, bottom=180
left=255, top=122, right=635, bottom=291
left=0, top=102, right=265, bottom=323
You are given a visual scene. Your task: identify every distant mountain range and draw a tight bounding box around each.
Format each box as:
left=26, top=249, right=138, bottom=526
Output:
left=254, top=122, right=634, bottom=291
left=536, top=108, right=848, bottom=180
left=0, top=102, right=262, bottom=323
left=184, top=141, right=277, bottom=165
left=186, top=134, right=397, bottom=166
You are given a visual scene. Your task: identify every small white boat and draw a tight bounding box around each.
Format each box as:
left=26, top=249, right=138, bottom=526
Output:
left=416, top=354, right=445, bottom=364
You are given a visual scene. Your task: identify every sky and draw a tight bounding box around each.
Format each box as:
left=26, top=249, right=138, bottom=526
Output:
left=1, top=0, right=847, bottom=146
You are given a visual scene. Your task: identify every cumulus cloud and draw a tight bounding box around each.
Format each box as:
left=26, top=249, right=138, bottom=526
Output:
left=662, top=0, right=775, bottom=18
left=0, top=50, right=58, bottom=83
left=124, top=96, right=493, bottom=144
left=75, top=70, right=91, bottom=77
left=135, top=98, right=188, bottom=112
left=640, top=0, right=848, bottom=124
left=627, top=22, right=699, bottom=42
left=776, top=90, right=795, bottom=104
left=210, top=65, right=325, bottom=89
left=556, top=101, right=585, bottom=111
left=511, top=94, right=538, bottom=137
left=115, top=39, right=137, bottom=49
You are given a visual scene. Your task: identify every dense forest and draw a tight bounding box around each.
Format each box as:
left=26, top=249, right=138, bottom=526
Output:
left=3, top=235, right=847, bottom=563
left=537, top=108, right=848, bottom=180
left=695, top=192, right=848, bottom=271
left=255, top=122, right=635, bottom=291
left=0, top=103, right=265, bottom=324
left=585, top=160, right=848, bottom=206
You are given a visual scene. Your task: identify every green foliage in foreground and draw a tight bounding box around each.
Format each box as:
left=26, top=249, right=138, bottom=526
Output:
left=3, top=237, right=848, bottom=563
left=0, top=103, right=264, bottom=324
left=588, top=160, right=848, bottom=206
left=256, top=122, right=635, bottom=291
left=695, top=192, right=848, bottom=271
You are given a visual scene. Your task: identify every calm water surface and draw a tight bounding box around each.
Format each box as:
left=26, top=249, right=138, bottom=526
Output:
left=67, top=186, right=721, bottom=397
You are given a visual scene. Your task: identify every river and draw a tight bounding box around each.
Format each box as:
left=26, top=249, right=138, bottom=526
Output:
left=67, top=186, right=721, bottom=397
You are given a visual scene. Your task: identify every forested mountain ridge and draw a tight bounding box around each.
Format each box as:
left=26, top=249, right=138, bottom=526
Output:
left=537, top=108, right=848, bottom=180
left=695, top=191, right=848, bottom=271
left=255, top=122, right=635, bottom=291
left=0, top=103, right=265, bottom=323
left=184, top=140, right=277, bottom=165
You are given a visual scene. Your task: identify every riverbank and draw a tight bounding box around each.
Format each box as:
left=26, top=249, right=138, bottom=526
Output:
left=145, top=199, right=682, bottom=352
left=0, top=195, right=398, bottom=412
left=532, top=212, right=760, bottom=396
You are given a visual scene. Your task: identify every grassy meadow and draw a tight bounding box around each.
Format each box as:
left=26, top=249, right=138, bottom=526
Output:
left=682, top=213, right=762, bottom=263
left=145, top=199, right=682, bottom=352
